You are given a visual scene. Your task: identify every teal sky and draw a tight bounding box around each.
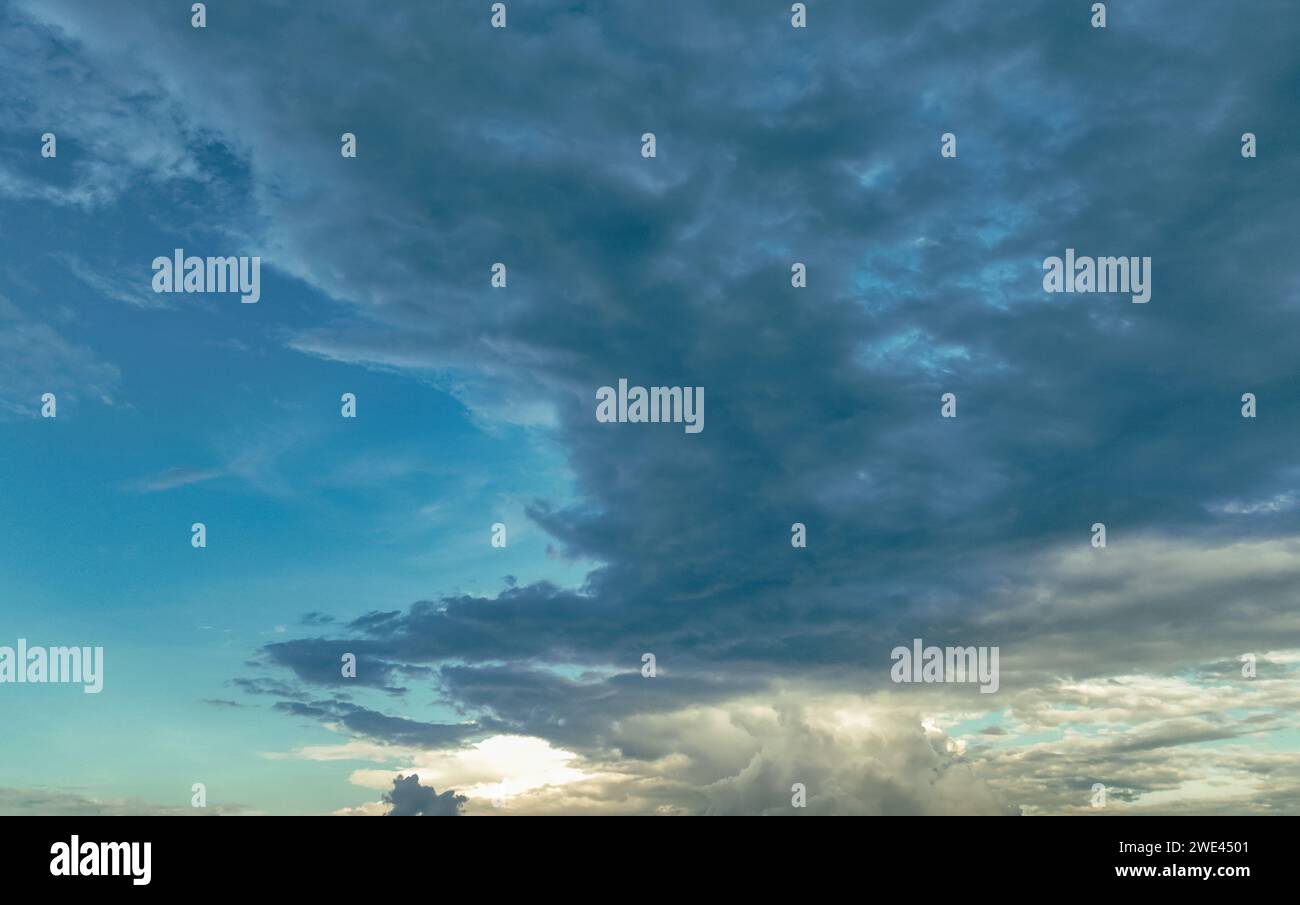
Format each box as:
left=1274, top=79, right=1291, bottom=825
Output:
left=0, top=155, right=588, bottom=812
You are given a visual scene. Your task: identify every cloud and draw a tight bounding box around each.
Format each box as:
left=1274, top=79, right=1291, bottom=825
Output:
left=382, top=774, right=466, bottom=817
left=1, top=2, right=207, bottom=209
left=0, top=293, right=120, bottom=418
left=0, top=786, right=251, bottom=816
left=124, top=466, right=225, bottom=492
left=277, top=694, right=1019, bottom=816
left=57, top=253, right=171, bottom=309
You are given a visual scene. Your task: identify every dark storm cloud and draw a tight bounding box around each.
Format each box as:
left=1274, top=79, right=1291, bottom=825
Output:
left=259, top=638, right=410, bottom=692
left=232, top=677, right=308, bottom=699
left=272, top=698, right=485, bottom=748
left=333, top=706, right=482, bottom=748
left=434, top=663, right=765, bottom=751
left=18, top=0, right=1300, bottom=810
left=273, top=701, right=335, bottom=720
left=193, top=0, right=1300, bottom=721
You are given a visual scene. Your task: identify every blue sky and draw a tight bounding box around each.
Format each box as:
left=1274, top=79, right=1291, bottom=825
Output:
left=2, top=0, right=1299, bottom=815
left=0, top=56, right=587, bottom=810
left=0, top=198, right=587, bottom=811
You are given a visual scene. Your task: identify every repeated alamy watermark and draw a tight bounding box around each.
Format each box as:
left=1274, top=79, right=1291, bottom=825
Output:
left=1042, top=249, right=1150, bottom=304
left=0, top=639, right=103, bottom=693
left=152, top=248, right=261, bottom=304
left=596, top=379, right=704, bottom=433
left=890, top=638, right=999, bottom=694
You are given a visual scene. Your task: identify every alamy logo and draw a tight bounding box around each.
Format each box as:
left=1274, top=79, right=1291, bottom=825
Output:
left=890, top=638, right=1000, bottom=694
left=0, top=639, right=103, bottom=693
left=152, top=248, right=261, bottom=303
left=1042, top=248, right=1150, bottom=303
left=596, top=379, right=704, bottom=433
left=50, top=836, right=150, bottom=886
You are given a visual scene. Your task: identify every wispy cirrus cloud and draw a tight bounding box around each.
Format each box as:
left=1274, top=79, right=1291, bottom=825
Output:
left=123, top=465, right=226, bottom=493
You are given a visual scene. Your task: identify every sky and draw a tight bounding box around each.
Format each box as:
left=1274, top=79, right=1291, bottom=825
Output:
left=1, top=0, right=1299, bottom=816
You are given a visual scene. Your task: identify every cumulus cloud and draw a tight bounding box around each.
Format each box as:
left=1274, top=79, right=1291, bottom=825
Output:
left=382, top=774, right=466, bottom=817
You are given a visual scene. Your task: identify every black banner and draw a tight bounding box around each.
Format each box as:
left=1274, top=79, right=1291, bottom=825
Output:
left=0, top=816, right=1281, bottom=892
